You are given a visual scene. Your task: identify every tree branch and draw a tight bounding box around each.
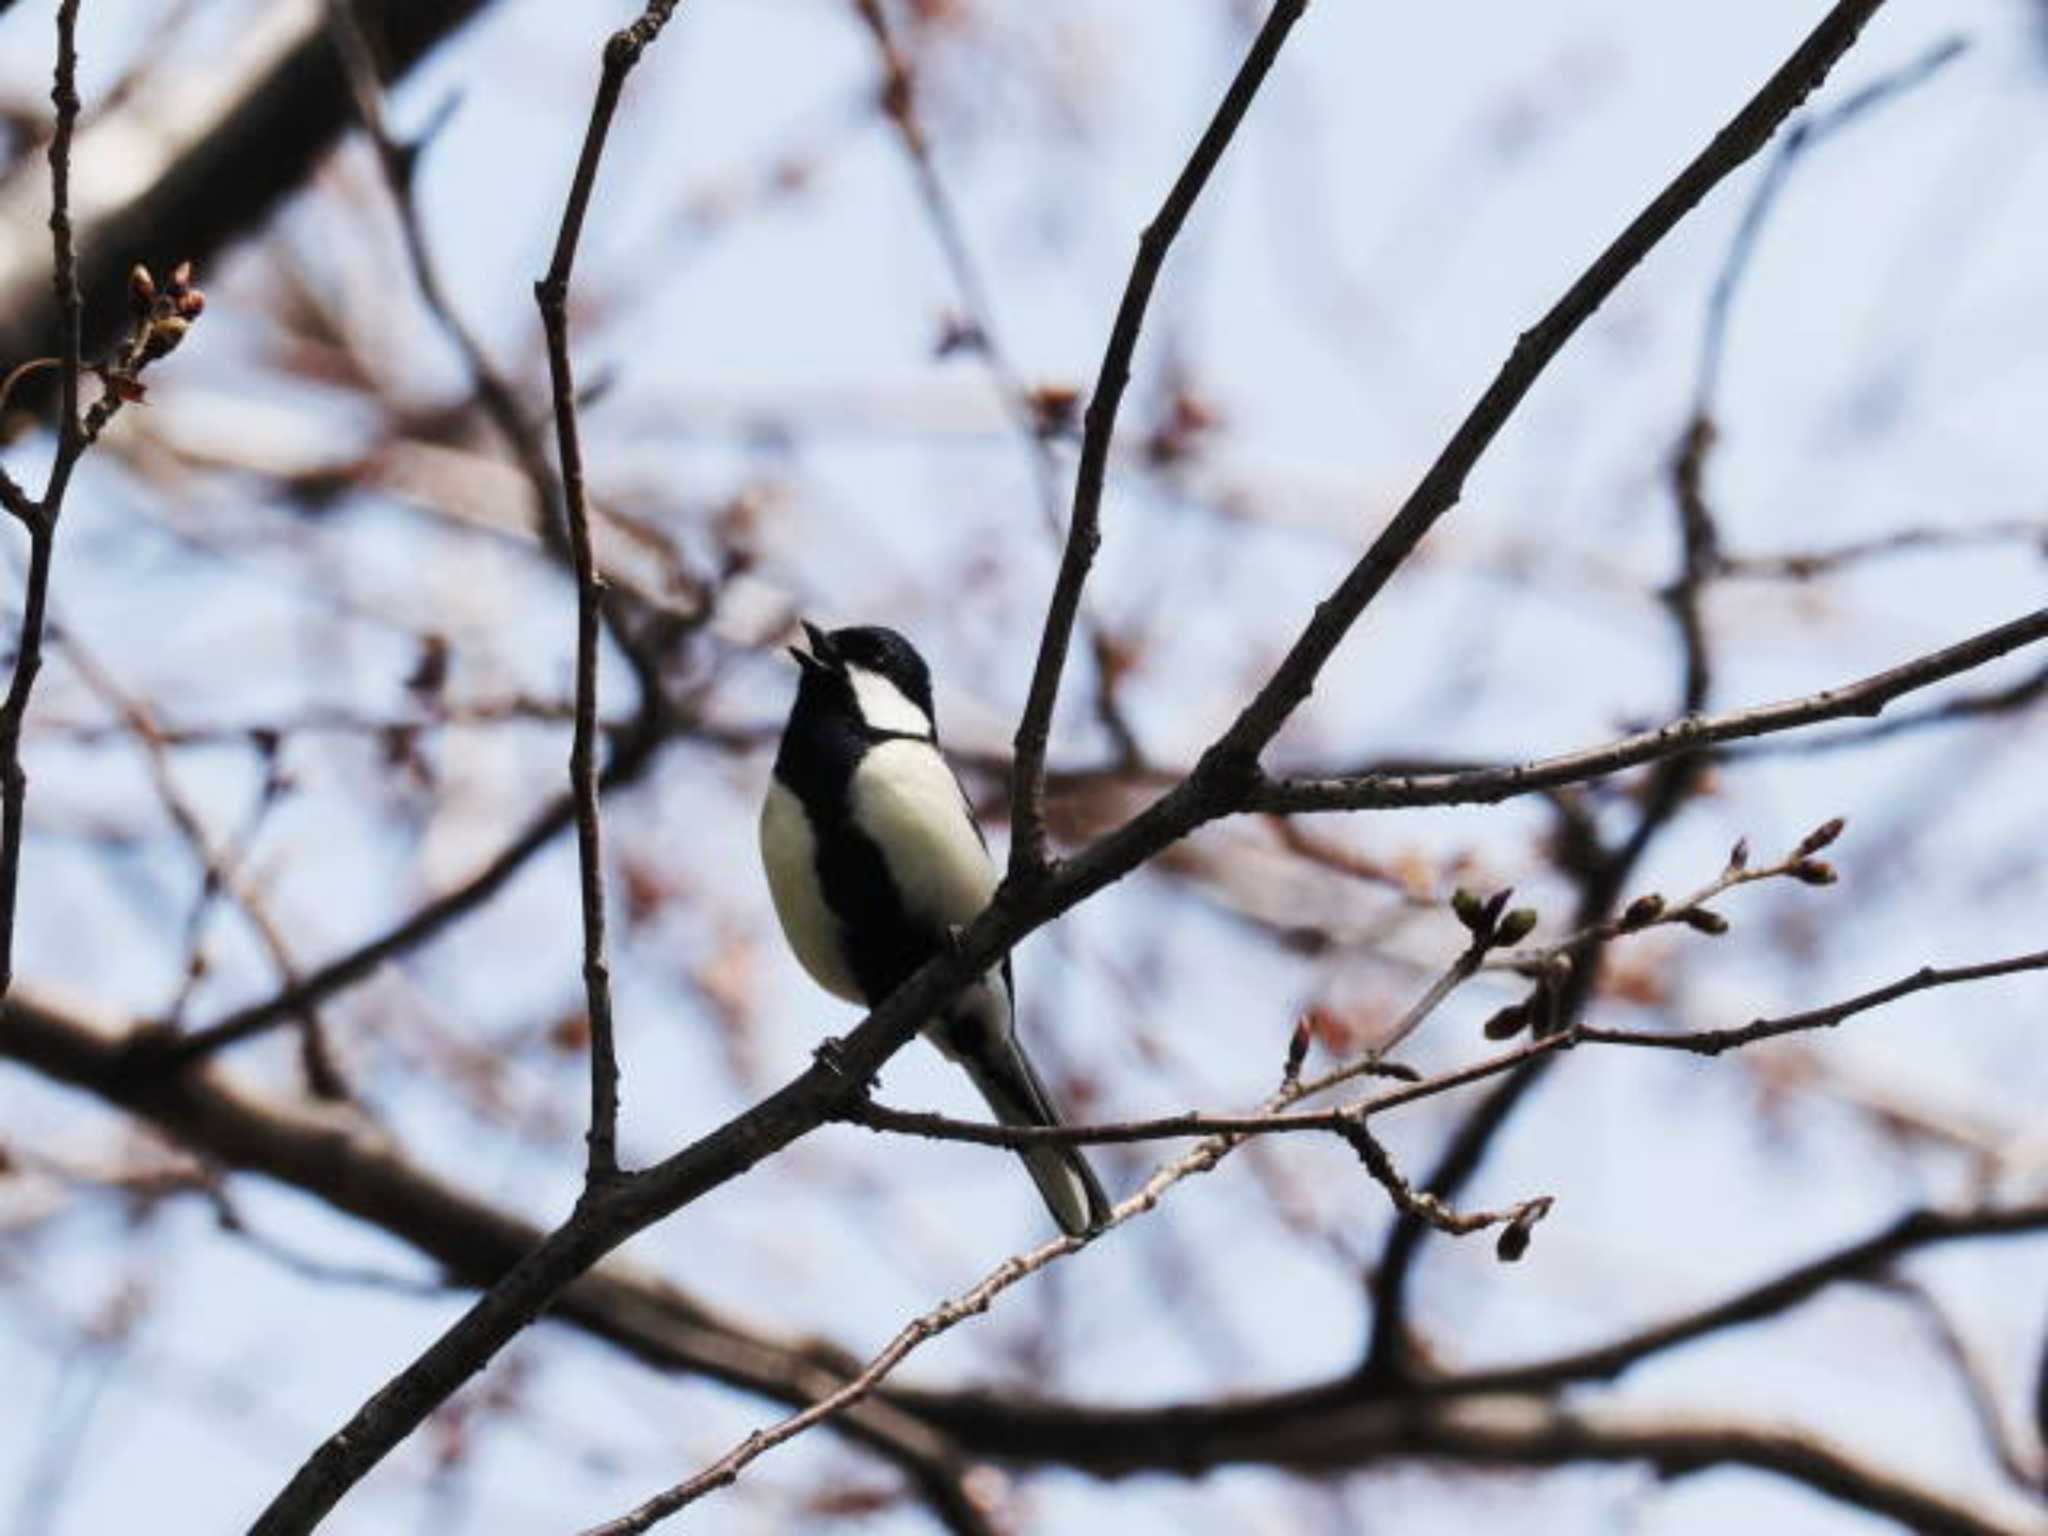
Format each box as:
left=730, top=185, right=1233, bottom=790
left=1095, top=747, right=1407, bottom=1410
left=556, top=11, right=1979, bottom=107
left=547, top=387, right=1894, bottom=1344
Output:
left=1007, top=0, right=1307, bottom=878
left=528, top=1, right=689, bottom=1188
left=1253, top=606, right=2048, bottom=813
left=1206, top=0, right=1891, bottom=773
left=237, top=7, right=1929, bottom=1527
left=155, top=713, right=663, bottom=1067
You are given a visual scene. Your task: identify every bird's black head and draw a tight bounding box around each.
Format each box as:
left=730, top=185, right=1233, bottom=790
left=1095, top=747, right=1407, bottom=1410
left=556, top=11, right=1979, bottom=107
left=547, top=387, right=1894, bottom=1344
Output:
left=789, top=622, right=937, bottom=738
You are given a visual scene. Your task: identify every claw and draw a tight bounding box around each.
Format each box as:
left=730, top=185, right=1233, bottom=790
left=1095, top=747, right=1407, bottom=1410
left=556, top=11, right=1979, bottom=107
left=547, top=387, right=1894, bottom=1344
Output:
left=813, top=1035, right=878, bottom=1093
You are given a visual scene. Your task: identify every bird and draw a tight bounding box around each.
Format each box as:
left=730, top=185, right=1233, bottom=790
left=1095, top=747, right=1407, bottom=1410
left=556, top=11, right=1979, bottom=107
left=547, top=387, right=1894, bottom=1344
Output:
left=759, top=621, right=1113, bottom=1236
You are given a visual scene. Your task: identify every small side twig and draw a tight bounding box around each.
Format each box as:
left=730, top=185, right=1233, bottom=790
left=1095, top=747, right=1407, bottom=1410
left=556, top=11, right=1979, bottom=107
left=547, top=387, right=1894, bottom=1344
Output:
left=842, top=946, right=2048, bottom=1153
left=530, top=3, right=689, bottom=1185
left=1008, top=0, right=1307, bottom=879
left=1334, top=1119, right=1553, bottom=1260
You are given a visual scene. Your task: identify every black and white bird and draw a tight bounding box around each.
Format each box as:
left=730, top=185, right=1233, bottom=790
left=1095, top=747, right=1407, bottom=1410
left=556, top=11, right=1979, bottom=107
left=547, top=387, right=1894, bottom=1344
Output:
left=759, top=622, right=1112, bottom=1236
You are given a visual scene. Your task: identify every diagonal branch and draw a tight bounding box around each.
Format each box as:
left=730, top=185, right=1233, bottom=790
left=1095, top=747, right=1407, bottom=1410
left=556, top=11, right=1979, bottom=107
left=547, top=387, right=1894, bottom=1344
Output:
left=1204, top=0, right=1892, bottom=774
left=239, top=8, right=1920, bottom=1529
left=1007, top=0, right=1307, bottom=878
left=155, top=714, right=663, bottom=1067
left=1252, top=606, right=2048, bottom=813
left=6, top=975, right=2041, bottom=1533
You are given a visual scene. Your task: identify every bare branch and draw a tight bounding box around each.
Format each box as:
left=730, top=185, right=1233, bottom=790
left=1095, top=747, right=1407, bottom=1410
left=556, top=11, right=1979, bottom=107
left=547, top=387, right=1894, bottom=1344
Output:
left=1007, top=0, right=1307, bottom=878
left=155, top=715, right=663, bottom=1067
left=527, top=1, right=692, bottom=1189
left=0, top=981, right=996, bottom=1536
left=848, top=0, right=1142, bottom=766
left=845, top=945, right=2048, bottom=1152
left=1693, top=33, right=1966, bottom=417
left=1254, top=606, right=2048, bottom=813
left=1576, top=949, right=2048, bottom=1056
left=54, top=622, right=344, bottom=1097
left=1443, top=1203, right=2048, bottom=1399
left=0, top=0, right=83, bottom=1000
left=1206, top=0, right=1893, bottom=775
left=236, top=10, right=1919, bottom=1527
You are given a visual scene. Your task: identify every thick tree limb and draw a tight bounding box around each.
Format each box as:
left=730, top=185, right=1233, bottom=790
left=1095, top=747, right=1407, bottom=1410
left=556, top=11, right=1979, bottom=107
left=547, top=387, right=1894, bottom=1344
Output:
left=6, top=977, right=2040, bottom=1536
left=0, top=980, right=999, bottom=1536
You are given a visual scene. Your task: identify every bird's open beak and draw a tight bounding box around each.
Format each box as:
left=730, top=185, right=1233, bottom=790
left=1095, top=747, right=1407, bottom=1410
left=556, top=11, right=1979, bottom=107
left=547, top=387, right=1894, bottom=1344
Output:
left=789, top=621, right=838, bottom=673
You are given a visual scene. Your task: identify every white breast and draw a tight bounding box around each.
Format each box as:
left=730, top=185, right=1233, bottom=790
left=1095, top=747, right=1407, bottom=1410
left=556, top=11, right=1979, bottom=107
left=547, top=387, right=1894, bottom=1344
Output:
left=759, top=780, right=864, bottom=1003
left=849, top=739, right=998, bottom=931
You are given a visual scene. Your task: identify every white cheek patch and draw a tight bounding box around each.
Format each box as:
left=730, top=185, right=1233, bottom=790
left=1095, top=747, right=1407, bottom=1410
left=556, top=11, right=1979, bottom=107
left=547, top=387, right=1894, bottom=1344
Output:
left=847, top=664, right=932, bottom=737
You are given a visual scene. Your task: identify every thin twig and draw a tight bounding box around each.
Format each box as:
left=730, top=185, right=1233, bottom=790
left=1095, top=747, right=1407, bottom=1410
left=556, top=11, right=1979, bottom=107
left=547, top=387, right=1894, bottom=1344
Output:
left=1253, top=605, right=2048, bottom=813
left=587, top=1028, right=1369, bottom=1532
left=1693, top=34, right=1966, bottom=417
left=324, top=0, right=670, bottom=711
left=0, top=0, right=84, bottom=1000
left=531, top=5, right=688, bottom=1189
left=56, top=624, right=344, bottom=1097
left=1007, top=0, right=1307, bottom=878
left=47, top=0, right=84, bottom=479
left=843, top=947, right=2048, bottom=1152
left=849, top=0, right=1142, bottom=765
left=155, top=715, right=663, bottom=1067
left=1879, top=1276, right=2045, bottom=1494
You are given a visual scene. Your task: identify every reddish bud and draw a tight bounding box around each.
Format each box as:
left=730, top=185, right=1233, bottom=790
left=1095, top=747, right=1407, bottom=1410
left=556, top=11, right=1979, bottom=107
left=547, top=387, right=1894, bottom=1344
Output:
left=1482, top=1003, right=1528, bottom=1041
left=1790, top=859, right=1837, bottom=886
left=1285, top=1016, right=1312, bottom=1081
left=1680, top=907, right=1730, bottom=935
left=1621, top=893, right=1665, bottom=930
left=1495, top=1197, right=1552, bottom=1262
left=1795, top=816, right=1847, bottom=858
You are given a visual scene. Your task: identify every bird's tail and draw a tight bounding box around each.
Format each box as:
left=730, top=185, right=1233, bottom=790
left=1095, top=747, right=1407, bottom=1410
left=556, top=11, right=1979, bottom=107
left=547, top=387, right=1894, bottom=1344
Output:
left=961, top=1041, right=1113, bottom=1238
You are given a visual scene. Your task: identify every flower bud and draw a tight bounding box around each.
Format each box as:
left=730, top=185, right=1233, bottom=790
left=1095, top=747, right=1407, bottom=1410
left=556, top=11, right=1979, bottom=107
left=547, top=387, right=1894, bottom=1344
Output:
left=1482, top=1003, right=1528, bottom=1041
left=1795, top=816, right=1846, bottom=858
left=141, top=315, right=190, bottom=361
left=1451, top=886, right=1485, bottom=933
left=1494, top=908, right=1538, bottom=948
left=1621, top=893, right=1665, bottom=929
left=1680, top=907, right=1729, bottom=935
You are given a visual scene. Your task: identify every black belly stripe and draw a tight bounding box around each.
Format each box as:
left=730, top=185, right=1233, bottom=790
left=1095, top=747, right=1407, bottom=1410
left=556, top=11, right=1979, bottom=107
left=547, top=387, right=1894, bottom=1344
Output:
left=775, top=707, right=942, bottom=1006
